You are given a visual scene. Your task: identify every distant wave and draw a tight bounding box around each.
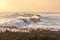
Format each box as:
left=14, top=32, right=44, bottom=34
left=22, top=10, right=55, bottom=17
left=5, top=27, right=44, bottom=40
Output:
left=0, top=13, right=60, bottom=30
left=0, top=16, right=60, bottom=26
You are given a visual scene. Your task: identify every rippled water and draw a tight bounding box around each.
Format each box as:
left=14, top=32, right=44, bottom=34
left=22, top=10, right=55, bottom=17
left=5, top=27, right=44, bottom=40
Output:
left=27, top=16, right=60, bottom=30
left=39, top=16, right=60, bottom=26
left=0, top=13, right=60, bottom=30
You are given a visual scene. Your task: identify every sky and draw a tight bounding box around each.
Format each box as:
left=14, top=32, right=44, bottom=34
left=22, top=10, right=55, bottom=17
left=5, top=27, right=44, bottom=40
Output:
left=0, top=0, right=60, bottom=12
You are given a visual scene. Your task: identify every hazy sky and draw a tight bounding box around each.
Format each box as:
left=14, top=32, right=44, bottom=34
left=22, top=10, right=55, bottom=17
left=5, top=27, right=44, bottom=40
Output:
left=0, top=0, right=60, bottom=12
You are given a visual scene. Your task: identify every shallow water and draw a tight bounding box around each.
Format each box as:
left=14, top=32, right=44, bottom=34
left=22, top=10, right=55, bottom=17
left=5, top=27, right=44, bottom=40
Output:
left=0, top=13, right=60, bottom=30
left=27, top=16, right=60, bottom=31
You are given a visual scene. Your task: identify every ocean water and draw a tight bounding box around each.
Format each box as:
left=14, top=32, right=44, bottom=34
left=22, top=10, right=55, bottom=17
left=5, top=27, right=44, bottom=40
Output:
left=0, top=12, right=60, bottom=30
left=27, top=16, right=60, bottom=31
left=39, top=16, right=60, bottom=26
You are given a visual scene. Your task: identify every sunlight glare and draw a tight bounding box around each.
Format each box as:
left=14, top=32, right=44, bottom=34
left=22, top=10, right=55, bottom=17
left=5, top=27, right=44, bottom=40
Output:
left=0, top=0, right=8, bottom=9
